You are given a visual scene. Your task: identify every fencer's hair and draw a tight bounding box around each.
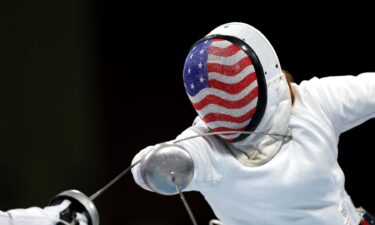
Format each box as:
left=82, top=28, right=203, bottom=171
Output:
left=282, top=70, right=295, bottom=105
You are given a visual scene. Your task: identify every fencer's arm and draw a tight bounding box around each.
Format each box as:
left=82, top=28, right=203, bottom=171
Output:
left=0, top=211, right=13, bottom=225
left=131, top=143, right=194, bottom=195
left=0, top=200, right=74, bottom=225
left=0, top=190, right=98, bottom=225
left=310, top=73, right=375, bottom=134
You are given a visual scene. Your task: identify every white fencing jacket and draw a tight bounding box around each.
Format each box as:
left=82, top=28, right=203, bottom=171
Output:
left=0, top=200, right=70, bottom=225
left=132, top=73, right=375, bottom=225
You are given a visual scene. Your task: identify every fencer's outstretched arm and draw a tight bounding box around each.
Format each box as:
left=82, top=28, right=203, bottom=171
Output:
left=0, top=190, right=98, bottom=225
left=0, top=200, right=87, bottom=225
left=304, top=73, right=375, bottom=134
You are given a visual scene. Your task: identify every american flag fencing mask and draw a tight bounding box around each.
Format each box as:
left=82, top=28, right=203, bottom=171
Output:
left=183, top=36, right=267, bottom=142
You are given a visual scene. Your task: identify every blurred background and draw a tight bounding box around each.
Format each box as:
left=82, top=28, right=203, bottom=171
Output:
left=1, top=2, right=375, bottom=225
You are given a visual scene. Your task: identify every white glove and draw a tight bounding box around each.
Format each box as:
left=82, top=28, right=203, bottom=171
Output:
left=74, top=212, right=88, bottom=225
left=5, top=200, right=87, bottom=225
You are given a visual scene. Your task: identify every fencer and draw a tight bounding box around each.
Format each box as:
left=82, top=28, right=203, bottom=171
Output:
left=0, top=189, right=98, bottom=225
left=131, top=22, right=375, bottom=225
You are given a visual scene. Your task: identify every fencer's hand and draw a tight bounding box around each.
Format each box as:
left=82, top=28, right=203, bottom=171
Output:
left=49, top=199, right=75, bottom=225
left=74, top=212, right=88, bottom=225
left=42, top=199, right=71, bottom=221
left=53, top=200, right=88, bottom=225
left=139, top=143, right=194, bottom=195
left=49, top=190, right=99, bottom=225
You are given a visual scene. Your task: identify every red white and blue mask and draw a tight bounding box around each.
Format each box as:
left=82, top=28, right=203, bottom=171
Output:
left=183, top=22, right=291, bottom=144
left=183, top=37, right=266, bottom=142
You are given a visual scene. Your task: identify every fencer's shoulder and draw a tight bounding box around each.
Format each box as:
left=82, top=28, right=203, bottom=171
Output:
left=192, top=116, right=208, bottom=129
left=290, top=77, right=329, bottom=116
left=177, top=117, right=229, bottom=155
left=296, top=76, right=322, bottom=89
left=296, top=74, right=368, bottom=88
left=291, top=77, right=322, bottom=99
left=293, top=76, right=340, bottom=98
left=189, top=116, right=211, bottom=135
left=176, top=116, right=210, bottom=141
left=294, top=75, right=361, bottom=97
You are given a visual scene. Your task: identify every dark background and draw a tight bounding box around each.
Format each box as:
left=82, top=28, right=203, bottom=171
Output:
left=1, top=2, right=375, bottom=225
